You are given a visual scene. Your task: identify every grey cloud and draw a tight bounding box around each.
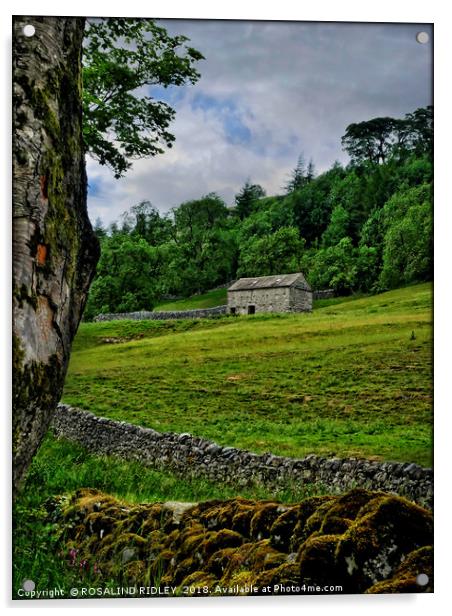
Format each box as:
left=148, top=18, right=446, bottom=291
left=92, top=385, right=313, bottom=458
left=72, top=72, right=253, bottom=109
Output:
left=88, top=19, right=432, bottom=225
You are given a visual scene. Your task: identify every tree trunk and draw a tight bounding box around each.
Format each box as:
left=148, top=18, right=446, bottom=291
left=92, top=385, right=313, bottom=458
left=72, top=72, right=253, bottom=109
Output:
left=12, top=17, right=100, bottom=496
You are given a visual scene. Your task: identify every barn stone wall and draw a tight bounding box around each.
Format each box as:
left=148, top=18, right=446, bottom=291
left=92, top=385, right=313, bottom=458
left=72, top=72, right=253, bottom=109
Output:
left=51, top=404, right=432, bottom=508
left=228, top=287, right=312, bottom=315
left=289, top=287, right=313, bottom=312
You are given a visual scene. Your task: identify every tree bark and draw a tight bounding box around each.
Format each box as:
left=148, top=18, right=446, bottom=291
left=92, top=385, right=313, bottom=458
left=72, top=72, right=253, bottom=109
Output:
left=12, top=17, right=100, bottom=495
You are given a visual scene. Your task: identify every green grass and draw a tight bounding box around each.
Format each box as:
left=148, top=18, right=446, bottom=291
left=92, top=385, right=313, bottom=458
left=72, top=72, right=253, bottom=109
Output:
left=73, top=316, right=233, bottom=353
left=313, top=293, right=366, bottom=309
left=155, top=288, right=227, bottom=310
left=13, top=434, right=325, bottom=595
left=64, top=283, right=433, bottom=466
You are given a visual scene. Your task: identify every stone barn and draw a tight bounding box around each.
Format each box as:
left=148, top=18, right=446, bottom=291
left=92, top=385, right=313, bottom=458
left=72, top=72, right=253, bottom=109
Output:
left=227, top=273, right=312, bottom=315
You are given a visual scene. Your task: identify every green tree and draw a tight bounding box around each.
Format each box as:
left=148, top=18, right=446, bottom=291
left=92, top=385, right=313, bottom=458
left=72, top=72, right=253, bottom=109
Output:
left=237, top=196, right=292, bottom=245
left=304, top=237, right=357, bottom=294
left=359, top=207, right=385, bottom=269
left=341, top=107, right=433, bottom=166
left=321, top=205, right=350, bottom=247
left=379, top=184, right=432, bottom=289
left=285, top=155, right=315, bottom=193
left=286, top=162, right=345, bottom=246
left=174, top=193, right=229, bottom=236
left=170, top=194, right=236, bottom=294
left=234, top=181, right=266, bottom=220
left=82, top=18, right=204, bottom=177
left=354, top=245, right=379, bottom=292
left=306, top=159, right=316, bottom=182
left=93, top=217, right=107, bottom=240
left=285, top=154, right=305, bottom=193
left=238, top=227, right=305, bottom=277
left=121, top=200, right=172, bottom=245
left=341, top=117, right=399, bottom=165
left=395, top=154, right=433, bottom=188
left=84, top=234, right=165, bottom=318
left=398, top=106, right=433, bottom=158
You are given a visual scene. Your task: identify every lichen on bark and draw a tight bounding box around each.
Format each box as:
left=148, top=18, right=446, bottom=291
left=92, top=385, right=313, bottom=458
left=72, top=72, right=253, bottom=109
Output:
left=12, top=16, right=100, bottom=495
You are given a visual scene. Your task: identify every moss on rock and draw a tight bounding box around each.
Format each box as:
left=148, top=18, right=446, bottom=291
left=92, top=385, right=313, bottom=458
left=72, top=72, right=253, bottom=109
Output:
left=250, top=503, right=284, bottom=541
left=178, top=571, right=218, bottom=592
left=46, top=488, right=432, bottom=595
left=254, top=563, right=300, bottom=589
left=289, top=496, right=335, bottom=551
left=269, top=506, right=299, bottom=551
left=366, top=546, right=433, bottom=594
left=201, top=528, right=244, bottom=558
left=335, top=494, right=433, bottom=592
left=298, top=534, right=342, bottom=585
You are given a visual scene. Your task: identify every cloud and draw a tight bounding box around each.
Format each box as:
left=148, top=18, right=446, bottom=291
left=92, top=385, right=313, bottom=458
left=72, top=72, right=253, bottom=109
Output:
left=87, top=20, right=433, bottom=225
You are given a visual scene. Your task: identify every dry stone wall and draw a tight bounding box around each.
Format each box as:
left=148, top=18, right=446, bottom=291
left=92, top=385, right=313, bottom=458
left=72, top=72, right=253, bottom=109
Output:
left=94, top=305, right=227, bottom=322
left=313, top=289, right=335, bottom=300
left=52, top=405, right=432, bottom=508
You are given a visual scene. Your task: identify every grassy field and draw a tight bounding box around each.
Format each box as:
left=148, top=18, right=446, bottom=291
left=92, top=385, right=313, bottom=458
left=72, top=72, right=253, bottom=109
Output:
left=64, top=283, right=433, bottom=466
left=155, top=288, right=227, bottom=310
left=13, top=435, right=325, bottom=594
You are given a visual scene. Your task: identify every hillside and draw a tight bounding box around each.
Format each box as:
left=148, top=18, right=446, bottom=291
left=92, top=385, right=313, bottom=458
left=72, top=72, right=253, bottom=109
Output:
left=155, top=288, right=227, bottom=311
left=64, top=283, right=432, bottom=465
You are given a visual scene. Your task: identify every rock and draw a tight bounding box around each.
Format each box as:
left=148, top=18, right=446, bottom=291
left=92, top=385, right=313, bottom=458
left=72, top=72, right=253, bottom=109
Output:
left=365, top=546, right=433, bottom=593
left=298, top=535, right=342, bottom=585
left=335, top=494, right=432, bottom=591
left=47, top=488, right=432, bottom=595
left=162, top=501, right=197, bottom=524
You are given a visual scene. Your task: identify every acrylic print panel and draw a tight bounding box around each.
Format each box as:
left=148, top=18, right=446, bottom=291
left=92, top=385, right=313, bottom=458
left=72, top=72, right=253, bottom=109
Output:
left=12, top=16, right=433, bottom=600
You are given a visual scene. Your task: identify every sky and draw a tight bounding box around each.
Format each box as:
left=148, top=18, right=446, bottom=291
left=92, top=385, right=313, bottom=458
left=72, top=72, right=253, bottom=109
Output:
left=86, top=20, right=433, bottom=226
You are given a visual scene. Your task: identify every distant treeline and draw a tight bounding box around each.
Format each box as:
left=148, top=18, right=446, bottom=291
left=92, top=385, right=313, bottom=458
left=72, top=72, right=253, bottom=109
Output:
left=84, top=106, right=433, bottom=320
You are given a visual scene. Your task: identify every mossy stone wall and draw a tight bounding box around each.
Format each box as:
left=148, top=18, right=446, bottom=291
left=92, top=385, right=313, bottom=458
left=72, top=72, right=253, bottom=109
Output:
left=46, top=487, right=433, bottom=594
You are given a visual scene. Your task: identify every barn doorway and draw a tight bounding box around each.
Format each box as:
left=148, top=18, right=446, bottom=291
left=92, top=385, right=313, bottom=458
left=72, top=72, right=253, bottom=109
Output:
left=247, top=305, right=256, bottom=315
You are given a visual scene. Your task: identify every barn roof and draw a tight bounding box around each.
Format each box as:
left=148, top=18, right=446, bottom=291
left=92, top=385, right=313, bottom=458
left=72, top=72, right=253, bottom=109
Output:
left=228, top=272, right=311, bottom=292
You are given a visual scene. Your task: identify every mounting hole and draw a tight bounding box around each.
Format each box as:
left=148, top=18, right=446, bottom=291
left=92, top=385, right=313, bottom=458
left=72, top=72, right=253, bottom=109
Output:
left=416, top=573, right=429, bottom=586
left=23, top=24, right=35, bottom=37
left=22, top=579, right=35, bottom=592
left=416, top=31, right=429, bottom=44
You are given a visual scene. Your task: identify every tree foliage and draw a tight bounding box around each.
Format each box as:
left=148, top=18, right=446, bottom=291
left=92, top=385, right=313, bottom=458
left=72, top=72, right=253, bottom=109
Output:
left=82, top=18, right=204, bottom=177
left=234, top=181, right=266, bottom=220
left=341, top=106, right=433, bottom=166
left=120, top=200, right=172, bottom=245
left=84, top=233, right=165, bottom=318
left=238, top=227, right=305, bottom=277
left=379, top=184, right=433, bottom=289
left=286, top=163, right=346, bottom=246
left=285, top=154, right=316, bottom=194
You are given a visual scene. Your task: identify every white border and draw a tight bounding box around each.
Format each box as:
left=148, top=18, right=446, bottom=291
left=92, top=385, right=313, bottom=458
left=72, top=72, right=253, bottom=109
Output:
left=2, top=1, right=451, bottom=614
